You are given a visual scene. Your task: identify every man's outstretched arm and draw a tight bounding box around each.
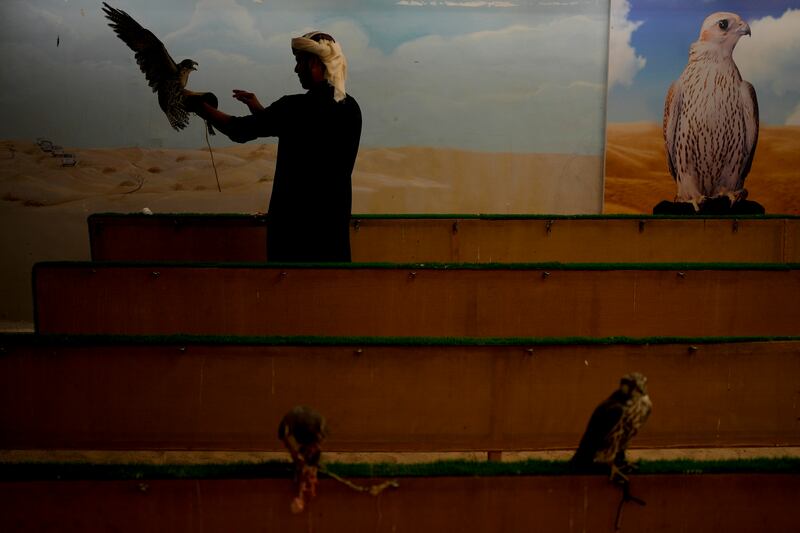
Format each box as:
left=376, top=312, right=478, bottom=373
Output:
left=186, top=96, right=238, bottom=138
left=186, top=89, right=278, bottom=144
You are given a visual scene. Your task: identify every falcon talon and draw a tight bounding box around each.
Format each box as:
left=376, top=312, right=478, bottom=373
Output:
left=609, top=464, right=629, bottom=483
left=618, top=460, right=639, bottom=474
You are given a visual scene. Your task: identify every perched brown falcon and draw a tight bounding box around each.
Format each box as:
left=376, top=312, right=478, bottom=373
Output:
left=278, top=406, right=328, bottom=513
left=570, top=372, right=652, bottom=482
left=664, top=12, right=758, bottom=211
left=102, top=2, right=217, bottom=134
left=278, top=405, right=328, bottom=466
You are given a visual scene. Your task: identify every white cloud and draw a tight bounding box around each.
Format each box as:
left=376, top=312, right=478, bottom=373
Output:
left=354, top=15, right=608, bottom=152
left=786, top=102, right=800, bottom=126
left=317, top=19, right=385, bottom=71
left=159, top=12, right=607, bottom=152
left=0, top=1, right=609, bottom=153
left=607, top=0, right=645, bottom=89
left=734, top=9, right=800, bottom=97
left=24, top=4, right=63, bottom=28
left=196, top=48, right=256, bottom=67
left=396, top=1, right=518, bottom=7
left=388, top=18, right=605, bottom=90
left=165, top=0, right=267, bottom=48
left=442, top=1, right=518, bottom=6
left=260, top=19, right=384, bottom=72
left=1, top=1, right=70, bottom=43
left=569, top=81, right=604, bottom=91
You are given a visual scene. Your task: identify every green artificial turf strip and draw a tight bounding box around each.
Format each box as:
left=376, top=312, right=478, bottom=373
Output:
left=89, top=212, right=267, bottom=220
left=0, top=461, right=292, bottom=482
left=325, top=458, right=800, bottom=478
left=31, top=260, right=800, bottom=271
left=3, top=332, right=800, bottom=348
left=2, top=458, right=799, bottom=481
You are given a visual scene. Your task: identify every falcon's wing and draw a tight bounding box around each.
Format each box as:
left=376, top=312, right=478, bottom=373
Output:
left=571, top=395, right=625, bottom=467
left=102, top=2, right=178, bottom=92
left=663, top=79, right=683, bottom=182
left=739, top=80, right=759, bottom=183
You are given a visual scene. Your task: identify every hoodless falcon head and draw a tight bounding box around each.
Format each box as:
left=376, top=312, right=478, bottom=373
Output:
left=176, top=59, right=198, bottom=86
left=697, top=12, right=751, bottom=57
left=619, top=372, right=648, bottom=399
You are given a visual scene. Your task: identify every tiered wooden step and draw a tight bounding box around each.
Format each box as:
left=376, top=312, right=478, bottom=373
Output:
left=7, top=214, right=800, bottom=531
left=2, top=461, right=798, bottom=533
left=33, top=262, right=800, bottom=337
left=1, top=335, right=799, bottom=451
left=88, top=213, right=800, bottom=263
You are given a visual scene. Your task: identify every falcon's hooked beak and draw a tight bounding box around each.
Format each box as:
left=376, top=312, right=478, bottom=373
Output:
left=179, top=59, right=198, bottom=72
left=737, top=22, right=751, bottom=37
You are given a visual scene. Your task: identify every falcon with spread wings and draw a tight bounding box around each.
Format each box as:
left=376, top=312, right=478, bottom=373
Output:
left=664, top=12, right=758, bottom=211
left=102, top=2, right=217, bottom=134
left=570, top=372, right=652, bottom=482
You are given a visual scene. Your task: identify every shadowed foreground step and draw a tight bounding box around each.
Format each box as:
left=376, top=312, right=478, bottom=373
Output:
left=1, top=461, right=799, bottom=533
left=2, top=335, right=798, bottom=451
left=88, top=213, right=800, bottom=263
left=33, top=262, right=800, bottom=337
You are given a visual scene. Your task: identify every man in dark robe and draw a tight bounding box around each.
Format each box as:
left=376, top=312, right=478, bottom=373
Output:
left=189, top=31, right=361, bottom=262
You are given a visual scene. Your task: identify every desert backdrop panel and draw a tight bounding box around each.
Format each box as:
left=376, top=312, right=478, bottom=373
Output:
left=1, top=1, right=613, bottom=323
left=604, top=123, right=800, bottom=214
left=604, top=1, right=800, bottom=214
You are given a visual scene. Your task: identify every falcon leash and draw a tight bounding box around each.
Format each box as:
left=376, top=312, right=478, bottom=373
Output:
left=204, top=123, right=222, bottom=192
left=319, top=465, right=399, bottom=496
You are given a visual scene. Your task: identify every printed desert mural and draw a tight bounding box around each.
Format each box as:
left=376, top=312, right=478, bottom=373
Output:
left=0, top=0, right=611, bottom=324
left=605, top=0, right=800, bottom=214
left=0, top=140, right=599, bottom=322
left=604, top=123, right=800, bottom=214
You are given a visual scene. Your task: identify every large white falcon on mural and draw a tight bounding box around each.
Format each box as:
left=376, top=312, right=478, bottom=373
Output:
left=663, top=12, right=758, bottom=211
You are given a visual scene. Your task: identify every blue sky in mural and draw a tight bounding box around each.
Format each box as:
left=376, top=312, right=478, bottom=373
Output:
left=608, top=0, right=800, bottom=125
left=0, top=0, right=610, bottom=153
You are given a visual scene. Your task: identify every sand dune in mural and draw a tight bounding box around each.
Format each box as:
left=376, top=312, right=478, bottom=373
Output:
left=0, top=140, right=601, bottom=322
left=604, top=123, right=800, bottom=215
left=0, top=141, right=600, bottom=214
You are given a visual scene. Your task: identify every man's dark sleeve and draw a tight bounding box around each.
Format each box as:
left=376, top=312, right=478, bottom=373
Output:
left=225, top=97, right=289, bottom=144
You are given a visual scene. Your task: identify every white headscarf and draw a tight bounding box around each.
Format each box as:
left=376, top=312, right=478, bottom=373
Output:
left=291, top=31, right=348, bottom=102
